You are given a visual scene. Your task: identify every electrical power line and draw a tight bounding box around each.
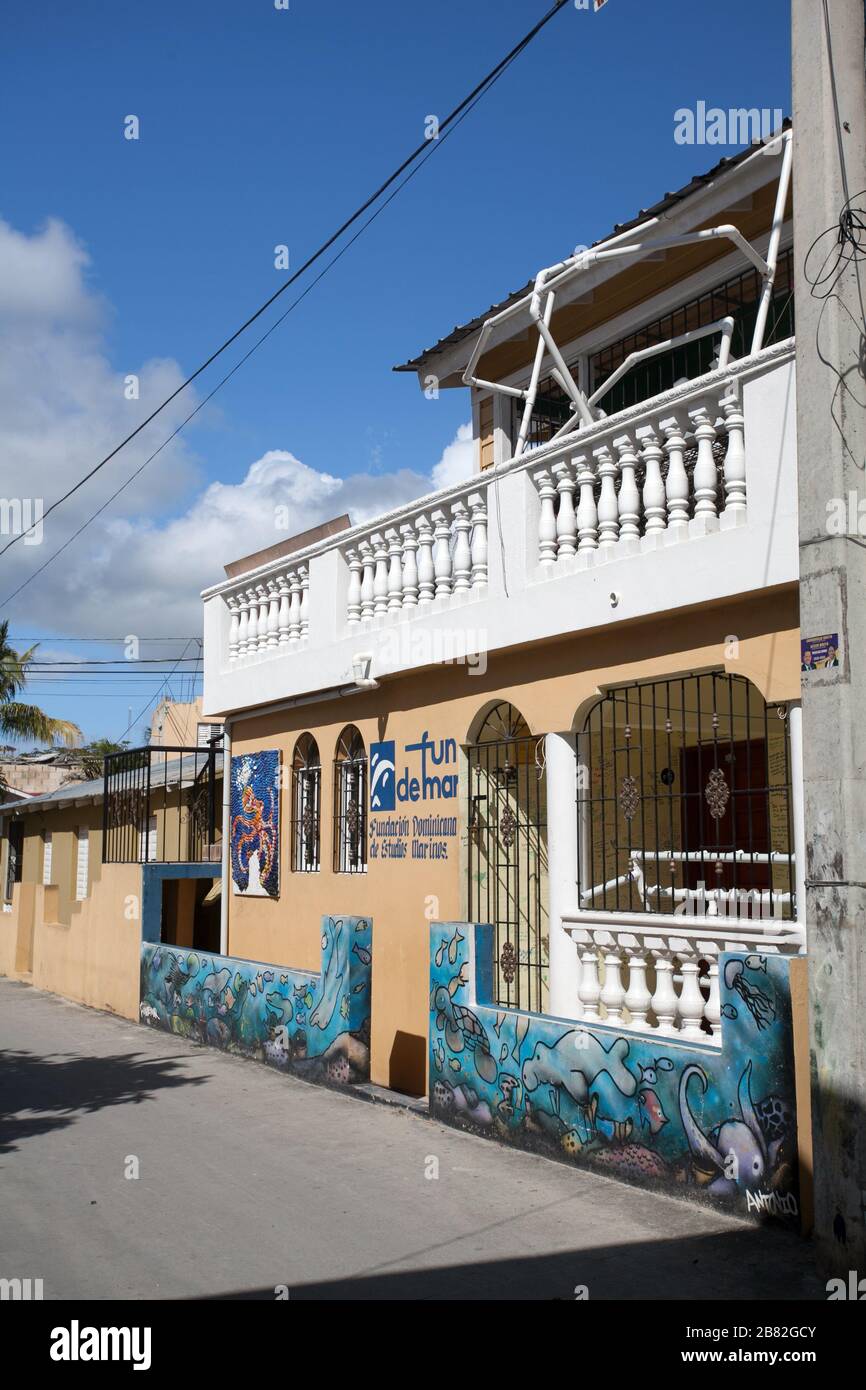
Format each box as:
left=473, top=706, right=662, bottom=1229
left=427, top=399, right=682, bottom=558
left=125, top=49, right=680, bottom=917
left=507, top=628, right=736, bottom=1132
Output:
left=0, top=0, right=569, bottom=571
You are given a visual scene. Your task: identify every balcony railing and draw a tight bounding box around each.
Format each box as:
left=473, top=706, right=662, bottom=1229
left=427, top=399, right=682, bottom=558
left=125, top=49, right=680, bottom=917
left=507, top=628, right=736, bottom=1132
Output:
left=563, top=908, right=805, bottom=1046
left=203, top=338, right=796, bottom=709
left=102, top=744, right=223, bottom=865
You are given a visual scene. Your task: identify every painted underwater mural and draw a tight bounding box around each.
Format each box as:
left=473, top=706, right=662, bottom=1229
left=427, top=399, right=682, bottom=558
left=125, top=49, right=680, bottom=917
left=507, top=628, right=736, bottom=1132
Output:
left=429, top=923, right=801, bottom=1223
left=230, top=750, right=280, bottom=898
left=140, top=916, right=372, bottom=1086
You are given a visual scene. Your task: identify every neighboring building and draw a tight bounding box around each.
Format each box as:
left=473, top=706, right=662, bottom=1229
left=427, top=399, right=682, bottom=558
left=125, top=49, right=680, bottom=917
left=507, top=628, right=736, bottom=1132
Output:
left=149, top=697, right=223, bottom=750
left=1, top=128, right=812, bottom=1222
left=0, top=748, right=89, bottom=799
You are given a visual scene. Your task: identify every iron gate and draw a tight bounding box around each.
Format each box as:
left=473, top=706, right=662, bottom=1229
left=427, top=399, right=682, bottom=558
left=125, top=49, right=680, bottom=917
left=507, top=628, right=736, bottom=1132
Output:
left=467, top=703, right=548, bottom=1013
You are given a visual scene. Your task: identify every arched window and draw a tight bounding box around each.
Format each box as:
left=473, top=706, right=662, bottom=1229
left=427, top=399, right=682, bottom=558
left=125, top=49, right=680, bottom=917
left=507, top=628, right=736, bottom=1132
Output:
left=467, top=702, right=547, bottom=1013
left=291, top=734, right=321, bottom=872
left=333, top=726, right=367, bottom=874
left=577, top=672, right=795, bottom=920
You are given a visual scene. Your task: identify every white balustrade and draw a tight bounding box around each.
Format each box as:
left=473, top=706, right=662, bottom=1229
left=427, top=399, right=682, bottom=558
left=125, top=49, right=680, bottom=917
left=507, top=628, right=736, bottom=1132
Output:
left=223, top=565, right=311, bottom=663
left=340, top=487, right=489, bottom=626
left=534, top=374, right=749, bottom=565
left=566, top=910, right=804, bottom=1045
left=216, top=347, right=786, bottom=669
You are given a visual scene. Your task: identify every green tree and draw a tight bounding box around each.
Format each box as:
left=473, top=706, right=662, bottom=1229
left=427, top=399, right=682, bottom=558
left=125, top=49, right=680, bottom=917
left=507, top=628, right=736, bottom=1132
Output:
left=79, top=738, right=128, bottom=781
left=0, top=619, right=81, bottom=753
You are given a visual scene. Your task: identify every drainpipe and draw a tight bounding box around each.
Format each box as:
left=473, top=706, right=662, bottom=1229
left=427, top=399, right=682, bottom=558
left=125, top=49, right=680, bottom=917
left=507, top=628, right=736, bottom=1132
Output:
left=219, top=718, right=232, bottom=956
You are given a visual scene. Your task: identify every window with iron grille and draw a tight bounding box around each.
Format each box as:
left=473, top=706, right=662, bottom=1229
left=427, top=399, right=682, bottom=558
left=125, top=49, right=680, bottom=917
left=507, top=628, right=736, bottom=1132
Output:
left=517, top=248, right=795, bottom=447
left=292, top=733, right=321, bottom=872
left=467, top=703, right=548, bottom=1013
left=577, top=673, right=795, bottom=921
left=333, top=726, right=367, bottom=874
left=5, top=821, right=23, bottom=900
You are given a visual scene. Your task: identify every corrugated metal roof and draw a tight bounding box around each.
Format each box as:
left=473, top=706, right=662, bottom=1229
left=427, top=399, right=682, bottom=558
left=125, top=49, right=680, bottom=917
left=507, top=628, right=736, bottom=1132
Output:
left=0, top=753, right=222, bottom=817
left=393, top=124, right=791, bottom=374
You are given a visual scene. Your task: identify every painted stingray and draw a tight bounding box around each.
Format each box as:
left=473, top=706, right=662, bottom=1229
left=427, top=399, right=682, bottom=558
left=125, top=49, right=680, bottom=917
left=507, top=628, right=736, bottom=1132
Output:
left=310, top=919, right=344, bottom=1030
left=521, top=1029, right=637, bottom=1106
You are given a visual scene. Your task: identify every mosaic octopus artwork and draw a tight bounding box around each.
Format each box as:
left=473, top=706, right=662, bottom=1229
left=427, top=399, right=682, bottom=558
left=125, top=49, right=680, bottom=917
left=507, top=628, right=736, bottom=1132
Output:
left=230, top=750, right=280, bottom=898
left=140, top=916, right=372, bottom=1086
left=429, top=923, right=800, bottom=1222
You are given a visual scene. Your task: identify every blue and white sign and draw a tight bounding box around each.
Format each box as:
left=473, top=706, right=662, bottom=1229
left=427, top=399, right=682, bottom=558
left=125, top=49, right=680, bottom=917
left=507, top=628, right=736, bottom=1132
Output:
left=370, top=740, right=396, bottom=811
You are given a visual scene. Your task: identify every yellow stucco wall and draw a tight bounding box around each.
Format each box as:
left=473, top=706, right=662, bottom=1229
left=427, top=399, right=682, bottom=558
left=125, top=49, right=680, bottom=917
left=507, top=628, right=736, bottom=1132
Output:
left=1, top=797, right=161, bottom=1021
left=227, top=589, right=800, bottom=1095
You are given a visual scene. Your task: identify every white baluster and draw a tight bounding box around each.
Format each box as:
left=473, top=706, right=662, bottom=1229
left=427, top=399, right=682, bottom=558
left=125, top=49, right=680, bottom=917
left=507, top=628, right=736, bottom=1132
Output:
left=265, top=580, right=280, bottom=649
left=613, top=433, right=641, bottom=544
left=677, top=955, right=706, bottom=1039
left=227, top=597, right=240, bottom=662
left=346, top=550, right=362, bottom=628
left=431, top=509, right=453, bottom=601
left=359, top=541, right=375, bottom=623
left=535, top=470, right=558, bottom=565
left=577, top=947, right=601, bottom=1021
left=468, top=492, right=488, bottom=592
left=385, top=528, right=403, bottom=612
left=660, top=413, right=690, bottom=533
left=650, top=952, right=678, bottom=1034
left=288, top=571, right=302, bottom=644
left=277, top=574, right=291, bottom=645
left=575, top=454, right=599, bottom=554
left=451, top=501, right=472, bottom=596
left=299, top=566, right=310, bottom=638
left=371, top=533, right=389, bottom=616
left=636, top=427, right=667, bottom=536
left=237, top=592, right=250, bottom=657
left=256, top=586, right=269, bottom=652
left=623, top=949, right=651, bottom=1029
left=594, top=445, right=620, bottom=549
left=400, top=524, right=419, bottom=607
left=245, top=588, right=258, bottom=652
left=689, top=405, right=720, bottom=524
left=600, top=947, right=625, bottom=1024
left=720, top=382, right=747, bottom=517
left=415, top=514, right=435, bottom=605
left=703, top=959, right=721, bottom=1037
left=552, top=461, right=577, bottom=558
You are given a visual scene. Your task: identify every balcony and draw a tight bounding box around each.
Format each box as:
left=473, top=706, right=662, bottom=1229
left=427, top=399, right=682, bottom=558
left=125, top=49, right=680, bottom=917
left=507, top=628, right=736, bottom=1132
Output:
left=202, top=338, right=797, bottom=716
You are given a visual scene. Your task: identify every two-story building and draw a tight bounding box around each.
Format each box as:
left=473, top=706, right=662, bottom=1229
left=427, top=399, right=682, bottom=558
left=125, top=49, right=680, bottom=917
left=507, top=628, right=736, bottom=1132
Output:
left=201, top=124, right=805, bottom=1095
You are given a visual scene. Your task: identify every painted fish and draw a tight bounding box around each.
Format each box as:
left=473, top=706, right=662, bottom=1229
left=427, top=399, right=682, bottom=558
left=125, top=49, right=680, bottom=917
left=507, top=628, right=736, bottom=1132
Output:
left=638, top=1087, right=669, bottom=1136
left=743, top=954, right=767, bottom=973
left=447, top=927, right=465, bottom=965
left=721, top=1002, right=738, bottom=1020
left=352, top=942, right=372, bottom=967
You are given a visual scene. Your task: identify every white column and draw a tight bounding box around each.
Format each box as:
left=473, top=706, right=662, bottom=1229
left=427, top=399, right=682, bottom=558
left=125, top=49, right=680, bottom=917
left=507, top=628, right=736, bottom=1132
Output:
left=789, top=701, right=808, bottom=926
left=545, top=730, right=581, bottom=1018
left=468, top=492, right=489, bottom=592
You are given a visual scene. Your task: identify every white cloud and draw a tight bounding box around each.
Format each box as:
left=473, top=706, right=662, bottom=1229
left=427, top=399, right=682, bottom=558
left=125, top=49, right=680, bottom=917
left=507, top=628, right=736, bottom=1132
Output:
left=431, top=421, right=475, bottom=490
left=0, top=215, right=476, bottom=639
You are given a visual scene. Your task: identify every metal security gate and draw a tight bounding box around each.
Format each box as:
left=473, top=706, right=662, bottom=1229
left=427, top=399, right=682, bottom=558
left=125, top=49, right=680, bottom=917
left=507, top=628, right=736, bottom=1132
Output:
left=577, top=672, right=796, bottom=919
left=467, top=703, right=548, bottom=1013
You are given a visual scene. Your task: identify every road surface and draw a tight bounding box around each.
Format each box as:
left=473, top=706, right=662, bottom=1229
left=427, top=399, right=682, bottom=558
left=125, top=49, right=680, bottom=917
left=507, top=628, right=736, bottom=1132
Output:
left=0, top=978, right=823, bottom=1300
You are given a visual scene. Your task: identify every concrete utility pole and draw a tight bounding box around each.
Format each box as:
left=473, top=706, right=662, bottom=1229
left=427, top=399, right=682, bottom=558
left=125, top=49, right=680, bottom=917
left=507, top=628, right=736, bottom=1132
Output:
left=792, top=0, right=866, bottom=1274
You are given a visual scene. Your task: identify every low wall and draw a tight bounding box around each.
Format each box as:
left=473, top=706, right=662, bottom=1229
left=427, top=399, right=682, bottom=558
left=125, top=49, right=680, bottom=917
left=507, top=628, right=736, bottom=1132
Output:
left=140, top=915, right=372, bottom=1086
left=429, top=922, right=801, bottom=1225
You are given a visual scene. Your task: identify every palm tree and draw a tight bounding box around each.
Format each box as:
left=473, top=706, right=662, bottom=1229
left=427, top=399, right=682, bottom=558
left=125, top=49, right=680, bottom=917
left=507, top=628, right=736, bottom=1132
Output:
left=0, top=620, right=81, bottom=751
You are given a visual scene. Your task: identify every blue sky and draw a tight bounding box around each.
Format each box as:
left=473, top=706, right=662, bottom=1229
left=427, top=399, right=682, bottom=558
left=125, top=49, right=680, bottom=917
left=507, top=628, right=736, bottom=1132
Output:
left=0, top=0, right=791, bottom=745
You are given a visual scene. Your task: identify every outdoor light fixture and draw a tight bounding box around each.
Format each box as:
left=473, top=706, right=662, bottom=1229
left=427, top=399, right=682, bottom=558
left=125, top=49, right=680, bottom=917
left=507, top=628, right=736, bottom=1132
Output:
left=351, top=653, right=379, bottom=689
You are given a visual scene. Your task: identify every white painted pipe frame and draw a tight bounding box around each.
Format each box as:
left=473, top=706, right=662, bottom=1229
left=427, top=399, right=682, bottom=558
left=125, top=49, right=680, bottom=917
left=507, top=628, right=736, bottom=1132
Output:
left=462, top=132, right=792, bottom=460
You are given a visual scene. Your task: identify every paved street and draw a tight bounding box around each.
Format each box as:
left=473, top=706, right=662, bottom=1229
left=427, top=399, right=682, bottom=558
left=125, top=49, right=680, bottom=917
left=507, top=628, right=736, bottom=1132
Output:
left=0, top=978, right=823, bottom=1301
